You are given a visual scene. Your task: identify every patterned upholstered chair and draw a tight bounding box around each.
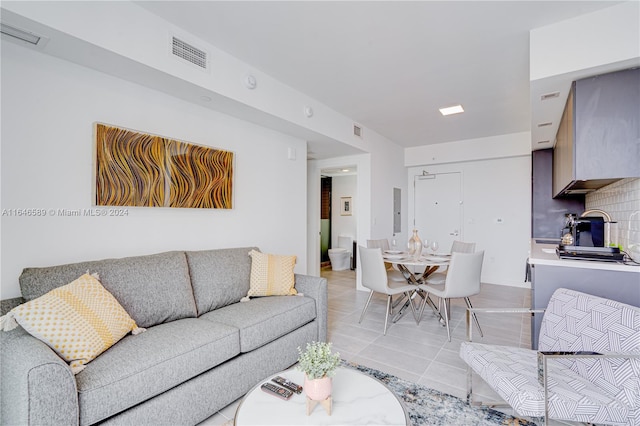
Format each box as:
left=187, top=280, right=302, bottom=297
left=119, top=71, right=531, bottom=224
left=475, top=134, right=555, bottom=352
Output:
left=460, top=288, right=640, bottom=425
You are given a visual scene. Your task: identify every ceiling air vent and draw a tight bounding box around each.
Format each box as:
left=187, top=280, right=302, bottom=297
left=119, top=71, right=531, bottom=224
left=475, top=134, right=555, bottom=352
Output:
left=540, top=91, right=560, bottom=101
left=171, top=36, right=207, bottom=70
left=353, top=124, right=362, bottom=138
left=1, top=23, right=41, bottom=45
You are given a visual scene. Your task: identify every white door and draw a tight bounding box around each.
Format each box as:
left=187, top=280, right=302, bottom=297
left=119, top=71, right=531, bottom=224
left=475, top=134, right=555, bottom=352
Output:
left=414, top=172, right=462, bottom=254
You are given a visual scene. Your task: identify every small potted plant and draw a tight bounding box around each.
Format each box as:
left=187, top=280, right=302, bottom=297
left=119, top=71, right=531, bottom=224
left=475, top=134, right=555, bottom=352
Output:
left=297, top=341, right=340, bottom=401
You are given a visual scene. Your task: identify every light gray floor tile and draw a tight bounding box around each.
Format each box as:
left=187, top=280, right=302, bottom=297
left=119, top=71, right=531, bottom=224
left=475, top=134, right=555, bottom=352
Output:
left=321, top=266, right=533, bottom=415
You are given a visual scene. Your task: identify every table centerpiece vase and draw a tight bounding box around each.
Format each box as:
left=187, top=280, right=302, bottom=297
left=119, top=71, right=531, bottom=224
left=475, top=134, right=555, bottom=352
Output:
left=408, top=229, right=423, bottom=260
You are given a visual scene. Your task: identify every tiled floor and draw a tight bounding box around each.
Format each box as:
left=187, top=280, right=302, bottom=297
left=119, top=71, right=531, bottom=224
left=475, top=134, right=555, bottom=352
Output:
left=200, top=267, right=535, bottom=425
left=323, top=267, right=532, bottom=404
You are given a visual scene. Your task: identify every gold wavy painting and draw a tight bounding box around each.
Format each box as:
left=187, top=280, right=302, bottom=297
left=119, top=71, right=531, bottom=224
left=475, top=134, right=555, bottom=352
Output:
left=95, top=123, right=233, bottom=209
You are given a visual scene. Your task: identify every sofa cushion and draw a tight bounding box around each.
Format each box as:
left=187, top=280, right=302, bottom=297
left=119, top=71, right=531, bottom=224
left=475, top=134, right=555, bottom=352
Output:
left=19, top=251, right=197, bottom=328
left=2, top=273, right=142, bottom=374
left=76, top=318, right=240, bottom=426
left=185, top=247, right=257, bottom=315
left=246, top=250, right=297, bottom=299
left=200, top=296, right=316, bottom=352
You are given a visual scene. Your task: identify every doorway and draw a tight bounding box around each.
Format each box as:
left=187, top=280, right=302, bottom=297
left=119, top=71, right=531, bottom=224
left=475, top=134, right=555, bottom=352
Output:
left=320, top=176, right=332, bottom=266
left=320, top=166, right=358, bottom=270
left=414, top=172, right=463, bottom=253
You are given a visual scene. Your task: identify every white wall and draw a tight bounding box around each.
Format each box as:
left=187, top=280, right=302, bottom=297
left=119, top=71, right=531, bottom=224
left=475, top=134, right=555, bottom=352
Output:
left=370, top=131, right=408, bottom=245
left=406, top=132, right=532, bottom=287
left=330, top=175, right=357, bottom=249
left=0, top=41, right=308, bottom=299
left=1, top=1, right=369, bottom=156
left=530, top=1, right=640, bottom=81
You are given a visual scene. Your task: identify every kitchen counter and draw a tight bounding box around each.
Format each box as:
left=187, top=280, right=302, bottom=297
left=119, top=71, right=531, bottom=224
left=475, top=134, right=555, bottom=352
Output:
left=528, top=239, right=639, bottom=349
left=529, top=239, right=640, bottom=273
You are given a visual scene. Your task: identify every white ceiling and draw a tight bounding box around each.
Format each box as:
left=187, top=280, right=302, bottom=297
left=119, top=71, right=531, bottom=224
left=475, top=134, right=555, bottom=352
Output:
left=137, top=1, right=623, bottom=151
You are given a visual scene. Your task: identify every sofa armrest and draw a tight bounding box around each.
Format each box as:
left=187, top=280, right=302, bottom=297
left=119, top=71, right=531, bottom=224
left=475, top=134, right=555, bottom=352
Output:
left=294, top=274, right=328, bottom=342
left=1, top=296, right=24, bottom=315
left=1, top=327, right=79, bottom=425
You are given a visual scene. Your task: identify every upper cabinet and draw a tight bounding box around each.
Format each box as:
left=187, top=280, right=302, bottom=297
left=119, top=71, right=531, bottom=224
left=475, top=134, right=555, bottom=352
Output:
left=533, top=149, right=584, bottom=238
left=553, top=68, right=639, bottom=197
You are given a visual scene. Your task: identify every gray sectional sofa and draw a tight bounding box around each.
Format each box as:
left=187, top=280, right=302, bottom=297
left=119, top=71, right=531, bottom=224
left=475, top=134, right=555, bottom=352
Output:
left=0, top=247, right=328, bottom=425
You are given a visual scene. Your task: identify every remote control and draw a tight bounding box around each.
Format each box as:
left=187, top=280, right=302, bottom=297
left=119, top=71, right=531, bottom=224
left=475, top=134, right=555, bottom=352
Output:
left=272, top=376, right=303, bottom=394
left=260, top=382, right=293, bottom=400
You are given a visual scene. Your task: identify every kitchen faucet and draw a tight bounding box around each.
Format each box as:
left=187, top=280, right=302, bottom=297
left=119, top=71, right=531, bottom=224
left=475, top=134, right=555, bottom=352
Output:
left=580, top=209, right=612, bottom=222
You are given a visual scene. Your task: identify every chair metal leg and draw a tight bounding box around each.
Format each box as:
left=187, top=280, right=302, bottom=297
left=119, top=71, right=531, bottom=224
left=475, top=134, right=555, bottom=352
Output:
left=464, top=297, right=483, bottom=337
left=359, top=290, right=374, bottom=323
left=542, top=355, right=549, bottom=426
left=417, top=291, right=429, bottom=324
left=467, top=364, right=474, bottom=405
left=441, top=297, right=451, bottom=341
left=391, top=294, right=405, bottom=309
left=383, top=295, right=392, bottom=335
left=466, top=365, right=511, bottom=410
left=407, top=291, right=420, bottom=324
left=416, top=291, right=442, bottom=325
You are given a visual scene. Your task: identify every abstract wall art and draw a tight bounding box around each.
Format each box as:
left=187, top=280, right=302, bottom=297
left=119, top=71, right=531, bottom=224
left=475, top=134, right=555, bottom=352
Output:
left=94, top=123, right=234, bottom=209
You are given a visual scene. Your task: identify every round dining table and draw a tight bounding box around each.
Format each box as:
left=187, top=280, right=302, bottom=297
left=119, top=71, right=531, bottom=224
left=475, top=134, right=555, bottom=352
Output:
left=381, top=251, right=450, bottom=323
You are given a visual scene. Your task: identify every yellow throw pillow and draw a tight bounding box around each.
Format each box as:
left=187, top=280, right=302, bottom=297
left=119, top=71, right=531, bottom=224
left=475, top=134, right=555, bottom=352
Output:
left=244, top=250, right=297, bottom=300
left=0, top=273, right=144, bottom=374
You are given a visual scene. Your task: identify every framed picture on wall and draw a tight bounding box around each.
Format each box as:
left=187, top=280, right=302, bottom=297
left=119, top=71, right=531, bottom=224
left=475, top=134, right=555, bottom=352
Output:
left=340, top=197, right=352, bottom=216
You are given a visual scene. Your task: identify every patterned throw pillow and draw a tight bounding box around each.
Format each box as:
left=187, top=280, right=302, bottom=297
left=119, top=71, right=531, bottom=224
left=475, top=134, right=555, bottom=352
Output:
left=243, top=250, right=297, bottom=301
left=0, top=273, right=144, bottom=374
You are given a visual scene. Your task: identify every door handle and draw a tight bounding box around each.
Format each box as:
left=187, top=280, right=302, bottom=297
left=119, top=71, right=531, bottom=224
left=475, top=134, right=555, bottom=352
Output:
left=449, top=230, right=459, bottom=236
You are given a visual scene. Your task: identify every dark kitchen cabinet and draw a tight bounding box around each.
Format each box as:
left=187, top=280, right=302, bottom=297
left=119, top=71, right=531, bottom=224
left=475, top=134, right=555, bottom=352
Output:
left=553, top=67, right=640, bottom=197
left=532, top=149, right=584, bottom=238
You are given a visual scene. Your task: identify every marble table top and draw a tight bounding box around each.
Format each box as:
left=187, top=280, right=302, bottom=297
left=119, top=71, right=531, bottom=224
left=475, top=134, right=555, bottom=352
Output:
left=234, top=367, right=408, bottom=425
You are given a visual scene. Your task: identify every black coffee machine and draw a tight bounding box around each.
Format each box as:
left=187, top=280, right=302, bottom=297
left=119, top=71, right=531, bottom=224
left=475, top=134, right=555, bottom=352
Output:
left=562, top=213, right=605, bottom=247
left=574, top=217, right=605, bottom=247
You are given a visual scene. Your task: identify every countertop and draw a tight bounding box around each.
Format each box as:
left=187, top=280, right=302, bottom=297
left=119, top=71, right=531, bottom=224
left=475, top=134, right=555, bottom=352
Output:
left=529, top=239, right=640, bottom=273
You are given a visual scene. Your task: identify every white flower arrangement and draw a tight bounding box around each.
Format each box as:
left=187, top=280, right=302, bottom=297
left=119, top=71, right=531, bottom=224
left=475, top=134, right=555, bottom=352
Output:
left=296, top=341, right=340, bottom=380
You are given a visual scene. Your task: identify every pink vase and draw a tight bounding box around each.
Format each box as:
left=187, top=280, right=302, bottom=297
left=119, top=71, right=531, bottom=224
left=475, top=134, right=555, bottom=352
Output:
left=304, top=375, right=332, bottom=400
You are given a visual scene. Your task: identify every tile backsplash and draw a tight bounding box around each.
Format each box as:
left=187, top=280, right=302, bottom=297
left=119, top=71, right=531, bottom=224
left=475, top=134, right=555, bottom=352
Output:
left=586, top=178, right=640, bottom=252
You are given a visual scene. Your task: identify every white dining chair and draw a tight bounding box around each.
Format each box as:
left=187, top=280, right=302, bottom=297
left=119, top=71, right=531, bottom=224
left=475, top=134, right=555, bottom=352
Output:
left=418, top=251, right=484, bottom=341
left=358, top=246, right=419, bottom=335
left=366, top=239, right=407, bottom=282
left=423, top=240, right=476, bottom=285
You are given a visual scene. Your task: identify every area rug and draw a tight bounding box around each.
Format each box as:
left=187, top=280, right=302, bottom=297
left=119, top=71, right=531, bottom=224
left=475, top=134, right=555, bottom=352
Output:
left=340, top=360, right=537, bottom=426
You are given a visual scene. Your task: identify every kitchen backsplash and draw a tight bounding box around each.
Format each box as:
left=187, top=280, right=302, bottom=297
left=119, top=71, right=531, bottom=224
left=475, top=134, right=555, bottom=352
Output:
left=586, top=178, right=640, bottom=252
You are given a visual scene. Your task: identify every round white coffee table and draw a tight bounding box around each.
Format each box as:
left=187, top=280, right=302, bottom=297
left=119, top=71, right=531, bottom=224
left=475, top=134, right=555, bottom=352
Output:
left=234, top=367, right=408, bottom=425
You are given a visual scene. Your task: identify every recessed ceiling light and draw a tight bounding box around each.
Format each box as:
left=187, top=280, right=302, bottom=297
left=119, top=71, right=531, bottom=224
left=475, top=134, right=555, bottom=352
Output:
left=342, top=169, right=350, bottom=172
left=439, top=105, right=464, bottom=116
